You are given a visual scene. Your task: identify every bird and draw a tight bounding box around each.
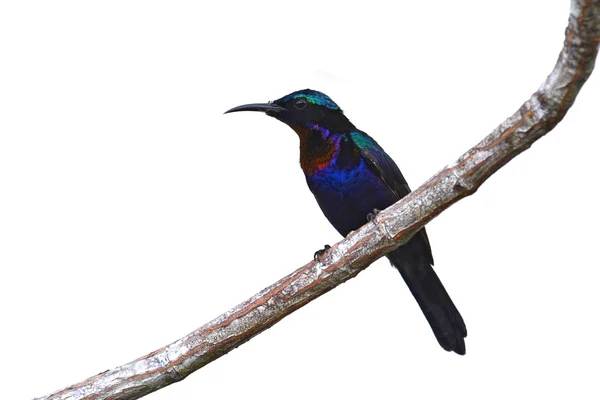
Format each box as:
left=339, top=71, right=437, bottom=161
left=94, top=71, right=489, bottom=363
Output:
left=225, top=89, right=467, bottom=355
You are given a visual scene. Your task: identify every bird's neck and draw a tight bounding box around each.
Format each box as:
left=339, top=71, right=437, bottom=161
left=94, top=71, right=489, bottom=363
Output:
left=294, top=124, right=342, bottom=176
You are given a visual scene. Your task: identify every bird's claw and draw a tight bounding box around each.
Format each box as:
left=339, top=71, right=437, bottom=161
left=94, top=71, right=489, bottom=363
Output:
left=313, top=245, right=331, bottom=261
left=367, top=208, right=381, bottom=223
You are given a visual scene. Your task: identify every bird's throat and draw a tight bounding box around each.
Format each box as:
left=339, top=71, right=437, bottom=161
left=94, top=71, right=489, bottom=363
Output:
left=293, top=124, right=340, bottom=176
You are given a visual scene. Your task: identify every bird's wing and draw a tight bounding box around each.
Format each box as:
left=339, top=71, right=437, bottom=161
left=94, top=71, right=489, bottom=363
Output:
left=349, top=130, right=434, bottom=265
left=349, top=131, right=411, bottom=200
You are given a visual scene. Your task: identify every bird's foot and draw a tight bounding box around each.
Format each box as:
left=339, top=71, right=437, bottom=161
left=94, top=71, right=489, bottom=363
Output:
left=367, top=208, right=381, bottom=223
left=313, top=245, right=331, bottom=262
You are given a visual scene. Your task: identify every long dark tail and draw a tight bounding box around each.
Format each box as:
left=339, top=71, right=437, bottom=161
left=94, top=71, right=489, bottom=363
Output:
left=387, top=229, right=467, bottom=355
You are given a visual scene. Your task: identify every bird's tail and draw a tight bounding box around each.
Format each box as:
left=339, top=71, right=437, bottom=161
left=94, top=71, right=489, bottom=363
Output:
left=387, top=230, right=467, bottom=355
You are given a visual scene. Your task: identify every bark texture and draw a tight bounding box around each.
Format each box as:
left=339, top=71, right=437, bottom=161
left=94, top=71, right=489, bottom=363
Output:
left=36, top=1, right=599, bottom=399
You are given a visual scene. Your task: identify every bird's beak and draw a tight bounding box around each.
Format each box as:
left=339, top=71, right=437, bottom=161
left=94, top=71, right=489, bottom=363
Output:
left=224, top=102, right=286, bottom=114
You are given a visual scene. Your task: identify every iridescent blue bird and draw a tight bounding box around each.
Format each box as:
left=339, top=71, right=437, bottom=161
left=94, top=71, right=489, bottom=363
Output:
left=226, top=89, right=467, bottom=354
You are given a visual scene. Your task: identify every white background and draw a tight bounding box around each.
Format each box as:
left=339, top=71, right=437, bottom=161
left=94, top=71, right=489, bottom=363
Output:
left=1, top=1, right=599, bottom=399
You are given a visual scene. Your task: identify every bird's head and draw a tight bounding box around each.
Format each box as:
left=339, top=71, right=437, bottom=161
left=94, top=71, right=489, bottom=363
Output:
left=225, top=89, right=355, bottom=134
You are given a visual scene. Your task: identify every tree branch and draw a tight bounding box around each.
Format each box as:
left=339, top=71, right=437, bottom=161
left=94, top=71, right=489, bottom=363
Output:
left=36, top=1, right=599, bottom=399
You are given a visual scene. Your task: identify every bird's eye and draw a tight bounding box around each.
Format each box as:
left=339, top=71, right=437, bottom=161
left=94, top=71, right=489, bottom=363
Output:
left=294, top=99, right=307, bottom=110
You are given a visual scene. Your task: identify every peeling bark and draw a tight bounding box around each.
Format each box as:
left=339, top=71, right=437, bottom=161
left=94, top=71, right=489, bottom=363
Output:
left=35, top=1, right=599, bottom=399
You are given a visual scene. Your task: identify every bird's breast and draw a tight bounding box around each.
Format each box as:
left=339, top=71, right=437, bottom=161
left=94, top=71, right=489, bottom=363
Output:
left=305, top=159, right=398, bottom=236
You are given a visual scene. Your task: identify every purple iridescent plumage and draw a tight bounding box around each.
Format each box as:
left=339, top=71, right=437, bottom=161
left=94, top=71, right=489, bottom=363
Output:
left=304, top=131, right=399, bottom=236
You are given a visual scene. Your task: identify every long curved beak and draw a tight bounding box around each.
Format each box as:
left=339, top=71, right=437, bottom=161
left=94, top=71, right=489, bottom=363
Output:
left=224, top=102, right=285, bottom=114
